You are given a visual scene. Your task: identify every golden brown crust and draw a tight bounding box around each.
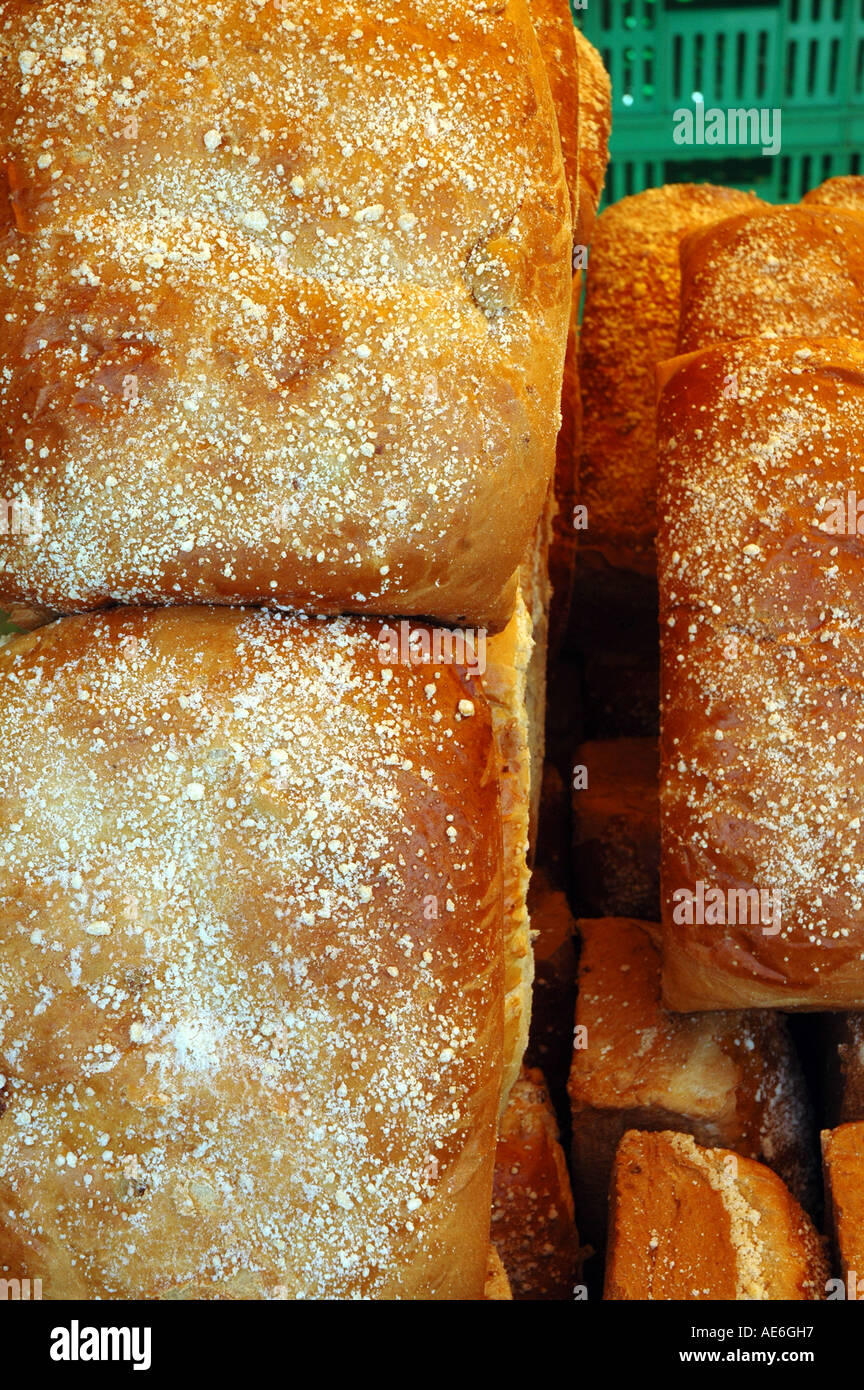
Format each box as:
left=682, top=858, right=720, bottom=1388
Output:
left=658, top=339, right=864, bottom=1009
left=0, top=606, right=505, bottom=1299
left=528, top=1, right=582, bottom=652
left=483, top=1244, right=513, bottom=1300
left=678, top=206, right=864, bottom=352
left=571, top=30, right=610, bottom=248
left=528, top=0, right=580, bottom=238
left=661, top=613, right=864, bottom=1010
left=822, top=1123, right=864, bottom=1281
left=803, top=176, right=864, bottom=210
left=659, top=337, right=864, bottom=638
left=579, top=185, right=763, bottom=579
left=519, top=519, right=552, bottom=851
left=0, top=0, right=571, bottom=627
left=492, top=1066, right=581, bottom=1299
left=605, top=1131, right=828, bottom=1302
left=569, top=918, right=815, bottom=1249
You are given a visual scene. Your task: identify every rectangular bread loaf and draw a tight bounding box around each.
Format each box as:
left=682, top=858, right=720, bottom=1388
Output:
left=0, top=605, right=516, bottom=1299
left=659, top=337, right=864, bottom=1009
left=0, top=0, right=571, bottom=628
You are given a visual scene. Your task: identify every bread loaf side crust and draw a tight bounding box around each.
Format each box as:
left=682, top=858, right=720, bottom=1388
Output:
left=492, top=1065, right=581, bottom=1299
left=822, top=1123, right=864, bottom=1282
left=571, top=29, right=610, bottom=248
left=484, top=594, right=534, bottom=1105
left=528, top=0, right=580, bottom=240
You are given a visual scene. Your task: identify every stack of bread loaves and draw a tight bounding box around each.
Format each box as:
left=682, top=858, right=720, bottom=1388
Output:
left=568, top=169, right=864, bottom=1299
left=20, top=0, right=861, bottom=1308
left=0, top=0, right=612, bottom=1300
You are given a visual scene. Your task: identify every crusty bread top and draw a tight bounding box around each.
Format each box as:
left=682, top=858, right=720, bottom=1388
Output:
left=678, top=205, right=864, bottom=352
left=803, top=175, right=864, bottom=210
left=0, top=0, right=571, bottom=625
left=606, top=1131, right=827, bottom=1301
left=0, top=591, right=535, bottom=1105
left=0, top=606, right=504, bottom=1299
left=658, top=339, right=864, bottom=1009
left=579, top=184, right=762, bottom=573
left=658, top=337, right=864, bottom=638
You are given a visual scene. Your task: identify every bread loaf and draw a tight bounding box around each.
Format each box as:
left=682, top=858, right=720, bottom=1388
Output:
left=803, top=175, right=864, bottom=210
left=0, top=0, right=571, bottom=628
left=0, top=606, right=508, bottom=1299
left=569, top=919, right=815, bottom=1249
left=605, top=1131, right=828, bottom=1301
left=576, top=184, right=762, bottom=604
left=678, top=205, right=864, bottom=352
left=659, top=338, right=864, bottom=1009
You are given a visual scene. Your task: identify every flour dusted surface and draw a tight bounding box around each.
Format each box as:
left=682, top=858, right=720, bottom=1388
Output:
left=0, top=606, right=504, bottom=1298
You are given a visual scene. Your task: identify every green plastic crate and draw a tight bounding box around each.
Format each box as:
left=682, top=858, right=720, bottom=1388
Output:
left=574, top=0, right=864, bottom=206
